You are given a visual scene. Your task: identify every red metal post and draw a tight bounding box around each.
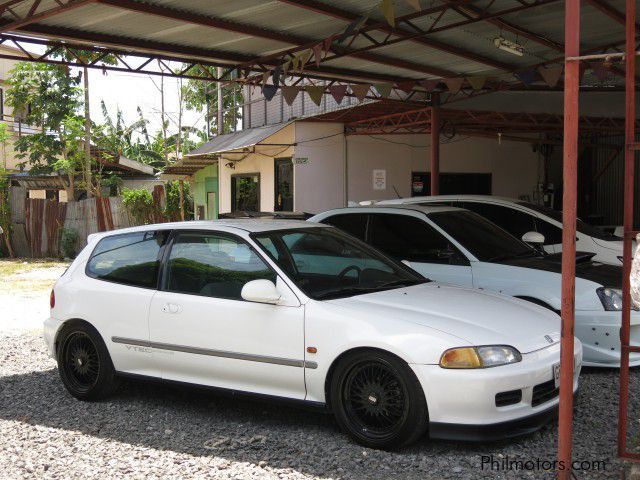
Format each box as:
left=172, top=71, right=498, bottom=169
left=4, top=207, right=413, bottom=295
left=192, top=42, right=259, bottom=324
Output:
left=557, top=0, right=580, bottom=478
left=617, top=0, right=635, bottom=459
left=430, top=94, right=440, bottom=196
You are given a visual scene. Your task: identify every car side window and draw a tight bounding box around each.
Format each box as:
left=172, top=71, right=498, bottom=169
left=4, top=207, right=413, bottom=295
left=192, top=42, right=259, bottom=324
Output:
left=321, top=213, right=368, bottom=240
left=462, top=202, right=536, bottom=241
left=86, top=231, right=168, bottom=288
left=534, top=218, right=563, bottom=245
left=166, top=232, right=276, bottom=300
left=368, top=213, right=467, bottom=265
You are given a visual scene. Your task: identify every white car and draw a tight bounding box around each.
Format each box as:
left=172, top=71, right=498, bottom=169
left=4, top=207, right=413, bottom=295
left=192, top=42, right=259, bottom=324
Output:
left=310, top=206, right=633, bottom=368
left=45, top=220, right=579, bottom=449
left=377, top=195, right=625, bottom=265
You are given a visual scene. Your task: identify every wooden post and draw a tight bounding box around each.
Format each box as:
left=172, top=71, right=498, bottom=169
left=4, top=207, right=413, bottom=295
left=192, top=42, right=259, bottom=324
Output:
left=557, top=0, right=580, bottom=477
left=179, top=179, right=185, bottom=221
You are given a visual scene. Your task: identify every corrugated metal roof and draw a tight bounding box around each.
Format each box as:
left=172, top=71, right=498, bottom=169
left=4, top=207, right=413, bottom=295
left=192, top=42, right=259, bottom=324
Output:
left=187, top=122, right=292, bottom=156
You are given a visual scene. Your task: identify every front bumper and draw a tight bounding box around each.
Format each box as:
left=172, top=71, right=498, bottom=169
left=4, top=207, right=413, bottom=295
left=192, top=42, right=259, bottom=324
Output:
left=574, top=310, right=640, bottom=367
left=411, top=340, right=581, bottom=439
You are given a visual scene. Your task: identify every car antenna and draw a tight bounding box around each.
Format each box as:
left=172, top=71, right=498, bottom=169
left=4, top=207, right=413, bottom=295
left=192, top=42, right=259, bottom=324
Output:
left=392, top=185, right=401, bottom=198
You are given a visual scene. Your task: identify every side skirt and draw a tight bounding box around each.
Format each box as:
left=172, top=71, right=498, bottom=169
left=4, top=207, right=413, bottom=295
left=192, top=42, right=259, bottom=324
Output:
left=115, top=371, right=329, bottom=413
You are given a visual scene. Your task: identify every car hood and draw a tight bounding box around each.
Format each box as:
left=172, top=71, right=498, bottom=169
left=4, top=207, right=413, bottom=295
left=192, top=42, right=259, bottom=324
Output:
left=327, top=283, right=560, bottom=354
left=495, top=255, right=623, bottom=289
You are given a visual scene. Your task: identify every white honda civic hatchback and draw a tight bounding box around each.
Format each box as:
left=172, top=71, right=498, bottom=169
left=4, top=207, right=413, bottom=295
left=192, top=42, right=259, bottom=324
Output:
left=45, top=220, right=580, bottom=449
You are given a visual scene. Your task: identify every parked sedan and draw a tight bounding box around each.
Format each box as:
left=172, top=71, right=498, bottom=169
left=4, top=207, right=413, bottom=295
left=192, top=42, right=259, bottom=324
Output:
left=45, top=220, right=578, bottom=449
left=377, top=195, right=626, bottom=265
left=310, top=206, right=634, bottom=368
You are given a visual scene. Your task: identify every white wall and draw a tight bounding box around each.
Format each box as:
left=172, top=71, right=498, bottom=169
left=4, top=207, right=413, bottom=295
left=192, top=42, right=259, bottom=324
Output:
left=293, top=122, right=346, bottom=213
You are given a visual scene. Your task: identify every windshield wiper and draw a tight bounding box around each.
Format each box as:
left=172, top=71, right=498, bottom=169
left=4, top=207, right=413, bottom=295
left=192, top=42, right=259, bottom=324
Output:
left=315, top=286, right=382, bottom=300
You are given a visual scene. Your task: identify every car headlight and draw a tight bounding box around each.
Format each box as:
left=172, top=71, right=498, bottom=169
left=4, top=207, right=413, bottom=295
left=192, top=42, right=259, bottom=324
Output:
left=439, top=345, right=522, bottom=369
left=597, top=287, right=639, bottom=311
left=597, top=287, right=623, bottom=311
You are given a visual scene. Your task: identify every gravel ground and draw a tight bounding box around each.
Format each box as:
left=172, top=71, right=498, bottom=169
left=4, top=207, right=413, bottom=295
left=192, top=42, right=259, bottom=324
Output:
left=0, top=331, right=636, bottom=480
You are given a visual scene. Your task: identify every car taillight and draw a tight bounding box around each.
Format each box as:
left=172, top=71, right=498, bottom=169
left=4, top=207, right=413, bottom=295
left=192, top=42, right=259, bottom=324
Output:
left=50, top=289, right=55, bottom=309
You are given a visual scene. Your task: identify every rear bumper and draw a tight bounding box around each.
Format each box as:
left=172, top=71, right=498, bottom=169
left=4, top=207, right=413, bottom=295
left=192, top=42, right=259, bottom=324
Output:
left=574, top=310, right=640, bottom=367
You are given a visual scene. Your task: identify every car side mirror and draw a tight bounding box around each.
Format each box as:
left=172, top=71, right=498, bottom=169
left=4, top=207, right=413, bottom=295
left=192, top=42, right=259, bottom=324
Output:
left=241, top=279, right=282, bottom=304
left=522, top=231, right=545, bottom=245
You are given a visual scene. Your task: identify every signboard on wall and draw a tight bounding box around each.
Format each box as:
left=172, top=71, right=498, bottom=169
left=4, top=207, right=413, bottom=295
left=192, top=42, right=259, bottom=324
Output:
left=373, top=169, right=386, bottom=190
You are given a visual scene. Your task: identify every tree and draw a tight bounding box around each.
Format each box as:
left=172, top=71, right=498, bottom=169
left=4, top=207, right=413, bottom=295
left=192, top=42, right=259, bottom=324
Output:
left=7, top=62, right=84, bottom=199
left=0, top=122, right=10, bottom=170
left=182, top=67, right=243, bottom=137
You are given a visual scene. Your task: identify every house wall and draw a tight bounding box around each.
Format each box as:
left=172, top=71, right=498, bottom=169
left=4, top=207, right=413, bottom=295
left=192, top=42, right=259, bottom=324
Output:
left=193, top=165, right=219, bottom=219
left=217, top=124, right=294, bottom=214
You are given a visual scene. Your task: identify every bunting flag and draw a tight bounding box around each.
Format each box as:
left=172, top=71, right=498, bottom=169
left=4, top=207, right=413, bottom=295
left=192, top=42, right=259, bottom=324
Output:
left=306, top=85, right=325, bottom=106
left=379, top=0, right=395, bottom=28
left=323, top=35, right=334, bottom=54
left=330, top=84, right=348, bottom=104
left=514, top=70, right=536, bottom=87
left=537, top=65, right=563, bottom=88
left=374, top=83, right=393, bottom=98
left=590, top=62, right=609, bottom=82
left=272, top=65, right=282, bottom=88
left=261, top=70, right=270, bottom=86
left=396, top=81, right=415, bottom=94
left=443, top=77, right=464, bottom=93
left=404, top=0, right=421, bottom=11
left=281, top=86, right=300, bottom=106
left=262, top=84, right=278, bottom=101
left=299, top=49, right=313, bottom=70
left=313, top=43, right=323, bottom=67
left=467, top=76, right=487, bottom=91
left=282, top=59, right=291, bottom=77
left=292, top=53, right=300, bottom=72
left=419, top=79, right=440, bottom=91
left=351, top=83, right=371, bottom=101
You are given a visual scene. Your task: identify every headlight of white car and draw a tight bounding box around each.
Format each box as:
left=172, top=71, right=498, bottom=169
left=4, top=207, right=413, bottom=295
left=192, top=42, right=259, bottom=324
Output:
left=439, top=345, right=522, bottom=369
left=597, top=287, right=623, bottom=311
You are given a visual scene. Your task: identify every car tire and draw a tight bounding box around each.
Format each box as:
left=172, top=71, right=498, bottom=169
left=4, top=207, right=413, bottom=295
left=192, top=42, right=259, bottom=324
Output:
left=56, top=321, right=120, bottom=401
left=330, top=350, right=428, bottom=450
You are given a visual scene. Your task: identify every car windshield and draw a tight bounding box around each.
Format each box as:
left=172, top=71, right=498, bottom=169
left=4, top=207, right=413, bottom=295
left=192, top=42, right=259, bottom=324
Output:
left=428, top=211, right=537, bottom=262
left=252, top=227, right=427, bottom=300
left=517, top=201, right=622, bottom=241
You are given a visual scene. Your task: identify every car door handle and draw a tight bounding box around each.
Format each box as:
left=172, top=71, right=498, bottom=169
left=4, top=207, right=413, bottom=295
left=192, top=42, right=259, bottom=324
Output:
left=162, top=303, right=182, bottom=314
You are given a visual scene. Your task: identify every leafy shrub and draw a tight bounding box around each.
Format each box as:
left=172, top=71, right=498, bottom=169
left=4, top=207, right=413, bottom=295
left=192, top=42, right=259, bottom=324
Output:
left=60, top=228, right=79, bottom=259
left=122, top=188, right=154, bottom=225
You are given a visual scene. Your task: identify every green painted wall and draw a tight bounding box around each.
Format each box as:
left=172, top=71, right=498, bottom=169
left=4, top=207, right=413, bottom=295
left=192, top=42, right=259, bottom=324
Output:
left=192, top=164, right=218, bottom=220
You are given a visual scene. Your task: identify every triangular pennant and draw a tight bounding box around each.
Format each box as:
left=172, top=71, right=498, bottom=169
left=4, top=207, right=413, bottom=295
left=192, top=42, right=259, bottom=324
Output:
left=466, top=76, right=487, bottom=91
left=419, top=79, right=440, bottom=91
left=281, top=86, right=300, bottom=106
left=299, top=49, right=313, bottom=70
left=396, top=81, right=415, bottom=94
left=351, top=83, right=371, bottom=101
left=272, top=65, right=282, bottom=88
left=590, top=62, right=609, bottom=82
left=262, top=84, right=278, bottom=101
left=443, top=77, right=464, bottom=93
left=404, top=0, right=421, bottom=10
left=379, top=0, right=395, bottom=28
left=306, top=85, right=325, bottom=106
left=262, top=70, right=270, bottom=86
left=374, top=83, right=392, bottom=98
left=537, top=65, right=563, bottom=88
left=292, top=54, right=300, bottom=72
left=329, top=84, right=348, bottom=104
left=313, top=43, right=323, bottom=68
left=323, top=35, right=334, bottom=53
left=282, top=59, right=291, bottom=77
left=514, top=69, right=536, bottom=87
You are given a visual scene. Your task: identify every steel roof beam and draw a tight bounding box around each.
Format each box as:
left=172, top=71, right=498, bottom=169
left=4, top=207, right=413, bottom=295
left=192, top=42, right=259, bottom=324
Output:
left=276, top=0, right=557, bottom=71
left=0, top=0, right=96, bottom=33
left=94, top=0, right=457, bottom=78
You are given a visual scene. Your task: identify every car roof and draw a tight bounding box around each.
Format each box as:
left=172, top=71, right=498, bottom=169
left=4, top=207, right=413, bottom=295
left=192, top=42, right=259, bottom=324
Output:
left=316, top=204, right=466, bottom=216
left=377, top=195, right=520, bottom=205
left=87, top=219, right=326, bottom=243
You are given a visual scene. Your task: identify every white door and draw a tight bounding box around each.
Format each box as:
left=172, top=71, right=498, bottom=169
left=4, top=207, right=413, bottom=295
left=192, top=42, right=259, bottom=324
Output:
left=367, top=213, right=473, bottom=286
left=148, top=231, right=306, bottom=399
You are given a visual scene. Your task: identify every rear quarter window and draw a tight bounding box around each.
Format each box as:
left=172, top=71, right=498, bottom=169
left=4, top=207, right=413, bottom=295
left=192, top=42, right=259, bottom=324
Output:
left=86, top=231, right=168, bottom=288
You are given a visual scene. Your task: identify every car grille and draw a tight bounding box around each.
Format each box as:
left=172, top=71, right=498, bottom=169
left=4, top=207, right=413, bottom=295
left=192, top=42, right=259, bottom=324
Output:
left=532, top=379, right=559, bottom=407
left=495, top=389, right=522, bottom=407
